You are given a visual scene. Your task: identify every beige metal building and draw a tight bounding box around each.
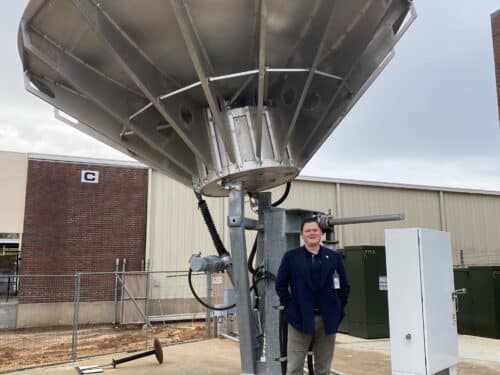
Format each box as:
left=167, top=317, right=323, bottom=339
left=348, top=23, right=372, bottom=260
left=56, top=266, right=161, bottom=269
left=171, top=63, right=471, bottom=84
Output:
left=0, top=151, right=28, bottom=235
left=1, top=151, right=499, bottom=322
left=0, top=151, right=28, bottom=264
left=1, top=151, right=499, bottom=274
left=147, top=171, right=500, bottom=271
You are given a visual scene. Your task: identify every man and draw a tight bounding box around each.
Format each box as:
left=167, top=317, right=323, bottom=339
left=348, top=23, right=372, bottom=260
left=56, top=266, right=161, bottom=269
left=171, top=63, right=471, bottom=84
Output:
left=275, top=218, right=349, bottom=375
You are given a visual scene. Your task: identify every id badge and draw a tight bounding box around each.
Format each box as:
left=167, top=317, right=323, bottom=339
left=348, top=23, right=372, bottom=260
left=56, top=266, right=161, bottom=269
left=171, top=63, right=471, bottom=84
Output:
left=333, top=271, right=340, bottom=289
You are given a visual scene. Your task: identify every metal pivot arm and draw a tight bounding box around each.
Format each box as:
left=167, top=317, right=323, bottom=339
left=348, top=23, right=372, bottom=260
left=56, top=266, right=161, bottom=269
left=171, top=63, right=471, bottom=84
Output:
left=319, top=213, right=405, bottom=229
left=227, top=182, right=258, bottom=374
left=170, top=0, right=236, bottom=163
left=255, top=0, right=267, bottom=160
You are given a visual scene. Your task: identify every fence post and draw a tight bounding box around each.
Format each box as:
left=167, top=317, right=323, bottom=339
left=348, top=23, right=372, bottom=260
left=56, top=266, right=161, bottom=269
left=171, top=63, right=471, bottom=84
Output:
left=113, top=258, right=119, bottom=326
left=6, top=276, right=10, bottom=303
left=144, top=270, right=151, bottom=348
left=120, top=259, right=126, bottom=323
left=206, top=273, right=212, bottom=338
left=71, top=272, right=81, bottom=361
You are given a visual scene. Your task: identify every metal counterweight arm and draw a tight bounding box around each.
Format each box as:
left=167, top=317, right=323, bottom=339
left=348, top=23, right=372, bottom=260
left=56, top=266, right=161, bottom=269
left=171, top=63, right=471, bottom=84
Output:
left=319, top=213, right=405, bottom=229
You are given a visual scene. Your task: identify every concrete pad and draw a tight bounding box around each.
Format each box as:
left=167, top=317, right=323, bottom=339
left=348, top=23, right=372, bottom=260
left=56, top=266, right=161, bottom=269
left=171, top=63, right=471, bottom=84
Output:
left=333, top=334, right=500, bottom=375
left=458, top=334, right=500, bottom=363
left=11, top=334, right=500, bottom=375
left=14, top=339, right=241, bottom=375
left=337, top=334, right=500, bottom=363
left=336, top=333, right=391, bottom=353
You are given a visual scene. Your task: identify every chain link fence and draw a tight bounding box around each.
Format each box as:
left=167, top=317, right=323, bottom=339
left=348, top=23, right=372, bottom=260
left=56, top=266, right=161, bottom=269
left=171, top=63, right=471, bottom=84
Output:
left=0, top=270, right=215, bottom=372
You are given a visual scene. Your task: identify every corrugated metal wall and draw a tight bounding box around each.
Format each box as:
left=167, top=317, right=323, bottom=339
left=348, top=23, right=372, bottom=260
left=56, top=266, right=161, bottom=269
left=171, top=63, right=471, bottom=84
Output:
left=146, top=171, right=225, bottom=272
left=339, top=184, right=442, bottom=247
left=270, top=180, right=337, bottom=212
left=443, top=192, right=500, bottom=265
left=147, top=172, right=500, bottom=272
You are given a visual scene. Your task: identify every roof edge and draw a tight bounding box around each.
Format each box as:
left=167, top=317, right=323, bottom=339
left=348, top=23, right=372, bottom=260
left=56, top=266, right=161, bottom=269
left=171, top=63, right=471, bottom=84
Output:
left=28, top=153, right=147, bottom=169
left=20, top=153, right=500, bottom=196
left=297, top=175, right=500, bottom=196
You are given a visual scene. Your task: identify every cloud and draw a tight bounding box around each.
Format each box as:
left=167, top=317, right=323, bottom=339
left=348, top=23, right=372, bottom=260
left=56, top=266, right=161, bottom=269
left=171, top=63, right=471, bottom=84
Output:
left=0, top=103, right=132, bottom=161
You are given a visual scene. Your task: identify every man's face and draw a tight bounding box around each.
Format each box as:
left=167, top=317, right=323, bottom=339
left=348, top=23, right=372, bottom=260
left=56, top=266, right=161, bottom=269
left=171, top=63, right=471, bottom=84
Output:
left=301, top=222, right=322, bottom=248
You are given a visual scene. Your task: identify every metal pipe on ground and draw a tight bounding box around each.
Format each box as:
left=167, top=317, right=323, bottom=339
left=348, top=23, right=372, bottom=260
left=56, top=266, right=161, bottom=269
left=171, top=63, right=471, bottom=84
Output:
left=76, top=338, right=164, bottom=374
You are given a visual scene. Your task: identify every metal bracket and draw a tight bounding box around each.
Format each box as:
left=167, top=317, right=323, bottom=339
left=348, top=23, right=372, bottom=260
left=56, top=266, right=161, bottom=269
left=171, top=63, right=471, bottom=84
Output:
left=244, top=218, right=261, bottom=230
left=228, top=217, right=262, bottom=229
left=228, top=216, right=242, bottom=227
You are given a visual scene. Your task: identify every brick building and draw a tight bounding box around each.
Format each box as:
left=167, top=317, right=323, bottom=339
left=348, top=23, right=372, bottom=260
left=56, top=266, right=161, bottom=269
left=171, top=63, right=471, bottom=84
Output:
left=19, top=155, right=148, bottom=303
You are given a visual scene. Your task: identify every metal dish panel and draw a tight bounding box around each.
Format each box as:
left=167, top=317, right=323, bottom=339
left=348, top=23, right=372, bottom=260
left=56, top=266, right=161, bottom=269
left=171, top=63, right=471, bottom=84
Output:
left=100, top=0, right=199, bottom=86
left=185, top=0, right=256, bottom=75
left=18, top=0, right=415, bottom=196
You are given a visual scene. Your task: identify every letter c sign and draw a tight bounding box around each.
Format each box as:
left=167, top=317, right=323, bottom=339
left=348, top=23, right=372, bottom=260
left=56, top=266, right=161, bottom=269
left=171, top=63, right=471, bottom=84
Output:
left=81, top=170, right=99, bottom=184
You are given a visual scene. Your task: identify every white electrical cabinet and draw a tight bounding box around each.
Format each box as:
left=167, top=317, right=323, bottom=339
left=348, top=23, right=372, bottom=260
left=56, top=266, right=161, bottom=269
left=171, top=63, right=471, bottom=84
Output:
left=385, top=228, right=458, bottom=375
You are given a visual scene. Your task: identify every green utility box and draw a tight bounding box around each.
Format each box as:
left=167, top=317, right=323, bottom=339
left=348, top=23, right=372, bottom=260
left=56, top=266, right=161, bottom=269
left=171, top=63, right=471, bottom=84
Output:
left=342, top=246, right=389, bottom=339
left=336, top=249, right=349, bottom=334
left=338, top=309, right=349, bottom=334
left=453, top=266, right=500, bottom=339
left=453, top=268, right=474, bottom=335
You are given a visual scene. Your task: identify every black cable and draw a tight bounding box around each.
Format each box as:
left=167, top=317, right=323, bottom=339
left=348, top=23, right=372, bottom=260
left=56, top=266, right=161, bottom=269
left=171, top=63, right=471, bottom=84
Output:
left=190, top=181, right=291, bottom=312
left=251, top=266, right=276, bottom=309
left=190, top=192, right=233, bottom=311
left=188, top=268, right=236, bottom=311
left=307, top=341, right=315, bottom=375
left=195, top=192, right=228, bottom=257
left=248, top=240, right=258, bottom=275
left=248, top=181, right=292, bottom=275
left=272, top=181, right=291, bottom=207
left=279, top=308, right=288, bottom=375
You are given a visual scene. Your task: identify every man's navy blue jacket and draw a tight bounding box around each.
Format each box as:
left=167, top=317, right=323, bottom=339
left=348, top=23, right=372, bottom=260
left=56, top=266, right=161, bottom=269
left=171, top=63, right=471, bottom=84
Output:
left=275, top=245, right=350, bottom=335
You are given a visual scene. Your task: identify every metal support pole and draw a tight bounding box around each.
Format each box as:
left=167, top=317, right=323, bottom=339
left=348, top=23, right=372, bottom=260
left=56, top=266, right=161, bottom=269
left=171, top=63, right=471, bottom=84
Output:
left=71, top=272, right=81, bottom=361
left=227, top=182, right=258, bottom=374
left=6, top=276, right=10, bottom=303
left=144, top=270, right=151, bottom=348
left=15, top=253, right=20, bottom=296
left=255, top=192, right=271, bottom=361
left=323, top=209, right=338, bottom=252
left=120, top=259, right=126, bottom=324
left=116, top=274, right=150, bottom=324
left=324, top=229, right=337, bottom=251
left=113, top=258, right=119, bottom=326
left=213, top=305, right=218, bottom=338
left=206, top=273, right=212, bottom=338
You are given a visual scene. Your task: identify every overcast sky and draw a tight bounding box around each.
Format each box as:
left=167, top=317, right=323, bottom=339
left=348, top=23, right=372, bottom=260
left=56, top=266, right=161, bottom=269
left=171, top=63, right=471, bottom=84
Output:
left=1, top=1, right=499, bottom=191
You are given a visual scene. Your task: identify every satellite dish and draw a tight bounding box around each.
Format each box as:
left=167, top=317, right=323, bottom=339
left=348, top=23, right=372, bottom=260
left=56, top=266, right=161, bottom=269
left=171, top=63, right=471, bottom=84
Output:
left=18, top=0, right=415, bottom=196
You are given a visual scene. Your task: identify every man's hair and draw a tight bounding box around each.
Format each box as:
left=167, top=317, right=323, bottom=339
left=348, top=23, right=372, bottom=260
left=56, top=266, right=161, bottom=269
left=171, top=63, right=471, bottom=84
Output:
left=300, top=218, right=322, bottom=233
